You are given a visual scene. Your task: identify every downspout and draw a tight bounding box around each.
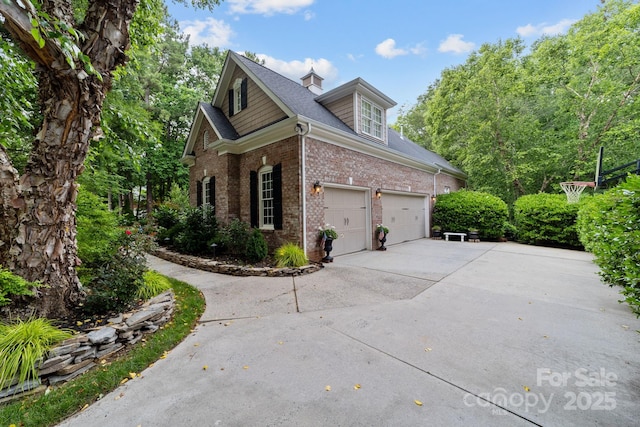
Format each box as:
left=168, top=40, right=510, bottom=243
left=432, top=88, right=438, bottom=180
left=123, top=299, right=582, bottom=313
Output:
left=297, top=121, right=311, bottom=254
left=433, top=164, right=443, bottom=198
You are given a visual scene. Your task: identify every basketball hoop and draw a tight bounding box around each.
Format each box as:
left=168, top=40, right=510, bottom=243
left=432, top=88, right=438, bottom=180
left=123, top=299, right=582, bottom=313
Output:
left=560, top=181, right=595, bottom=204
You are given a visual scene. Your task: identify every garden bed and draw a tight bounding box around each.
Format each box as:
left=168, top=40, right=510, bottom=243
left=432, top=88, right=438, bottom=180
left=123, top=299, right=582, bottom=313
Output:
left=150, top=247, right=323, bottom=277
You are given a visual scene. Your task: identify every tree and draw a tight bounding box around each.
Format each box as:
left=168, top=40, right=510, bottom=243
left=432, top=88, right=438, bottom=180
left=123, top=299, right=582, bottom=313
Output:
left=0, top=0, right=220, bottom=318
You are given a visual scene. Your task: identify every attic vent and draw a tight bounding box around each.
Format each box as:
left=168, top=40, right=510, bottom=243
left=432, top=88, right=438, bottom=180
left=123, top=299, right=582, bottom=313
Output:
left=301, top=67, right=323, bottom=95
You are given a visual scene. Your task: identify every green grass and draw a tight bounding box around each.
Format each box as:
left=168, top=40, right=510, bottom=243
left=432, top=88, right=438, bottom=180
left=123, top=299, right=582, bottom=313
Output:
left=0, top=276, right=205, bottom=427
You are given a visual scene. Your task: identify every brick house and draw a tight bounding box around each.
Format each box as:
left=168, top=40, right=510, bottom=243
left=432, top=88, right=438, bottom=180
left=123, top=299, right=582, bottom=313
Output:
left=182, top=51, right=466, bottom=260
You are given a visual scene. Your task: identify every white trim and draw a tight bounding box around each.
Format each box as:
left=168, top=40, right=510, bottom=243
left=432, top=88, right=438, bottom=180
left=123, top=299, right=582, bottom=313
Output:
left=258, top=165, right=274, bottom=230
left=360, top=96, right=383, bottom=141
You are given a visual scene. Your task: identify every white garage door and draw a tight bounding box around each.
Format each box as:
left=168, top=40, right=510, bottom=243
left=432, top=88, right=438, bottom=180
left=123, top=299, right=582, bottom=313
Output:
left=382, top=194, right=427, bottom=245
left=323, top=188, right=368, bottom=256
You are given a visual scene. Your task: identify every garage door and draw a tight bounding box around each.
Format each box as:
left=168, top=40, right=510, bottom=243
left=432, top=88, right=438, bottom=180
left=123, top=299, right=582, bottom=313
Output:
left=382, top=194, right=427, bottom=245
left=323, top=188, right=368, bottom=256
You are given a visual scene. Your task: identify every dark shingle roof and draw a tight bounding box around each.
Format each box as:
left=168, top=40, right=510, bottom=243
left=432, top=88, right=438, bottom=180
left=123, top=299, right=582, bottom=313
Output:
left=200, top=102, right=239, bottom=140
left=200, top=52, right=463, bottom=177
left=232, top=52, right=356, bottom=135
left=387, top=128, right=463, bottom=174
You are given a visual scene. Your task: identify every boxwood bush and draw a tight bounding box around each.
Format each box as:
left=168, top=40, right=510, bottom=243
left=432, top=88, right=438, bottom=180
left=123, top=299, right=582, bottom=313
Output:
left=432, top=190, right=508, bottom=240
left=577, top=175, right=640, bottom=315
left=514, top=193, right=582, bottom=248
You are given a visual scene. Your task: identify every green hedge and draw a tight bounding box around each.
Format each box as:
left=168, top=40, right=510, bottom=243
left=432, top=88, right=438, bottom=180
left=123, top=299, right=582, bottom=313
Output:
left=577, top=175, right=640, bottom=315
left=514, top=193, right=582, bottom=248
left=432, top=190, right=508, bottom=240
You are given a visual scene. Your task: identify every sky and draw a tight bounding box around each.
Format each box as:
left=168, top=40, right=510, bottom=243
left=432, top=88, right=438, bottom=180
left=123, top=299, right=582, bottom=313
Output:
left=166, top=0, right=604, bottom=123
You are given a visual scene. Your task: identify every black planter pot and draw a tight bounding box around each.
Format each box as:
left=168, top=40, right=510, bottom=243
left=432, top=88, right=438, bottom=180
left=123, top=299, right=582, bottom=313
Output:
left=322, top=237, right=334, bottom=263
left=432, top=229, right=442, bottom=239
left=468, top=231, right=480, bottom=241
left=378, top=232, right=388, bottom=251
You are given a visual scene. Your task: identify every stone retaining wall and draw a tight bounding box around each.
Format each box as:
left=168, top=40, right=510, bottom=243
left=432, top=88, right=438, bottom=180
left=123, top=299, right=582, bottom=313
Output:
left=0, top=291, right=175, bottom=403
left=151, top=247, right=322, bottom=276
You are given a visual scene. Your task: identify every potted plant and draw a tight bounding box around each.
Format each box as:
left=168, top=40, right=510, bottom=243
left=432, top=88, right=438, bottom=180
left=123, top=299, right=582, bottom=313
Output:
left=431, top=225, right=442, bottom=239
left=467, top=228, right=480, bottom=242
left=318, top=224, right=338, bottom=262
left=376, top=224, right=389, bottom=251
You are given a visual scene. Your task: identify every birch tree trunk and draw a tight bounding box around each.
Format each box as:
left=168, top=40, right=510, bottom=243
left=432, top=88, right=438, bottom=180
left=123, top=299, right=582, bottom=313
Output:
left=0, top=0, right=138, bottom=318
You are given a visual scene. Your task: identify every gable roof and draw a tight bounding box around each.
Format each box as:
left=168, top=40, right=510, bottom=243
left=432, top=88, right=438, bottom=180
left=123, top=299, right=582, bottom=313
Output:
left=184, top=51, right=464, bottom=178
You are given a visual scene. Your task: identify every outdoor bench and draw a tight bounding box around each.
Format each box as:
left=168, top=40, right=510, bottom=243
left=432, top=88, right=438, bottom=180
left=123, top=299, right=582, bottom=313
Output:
left=444, top=232, right=466, bottom=242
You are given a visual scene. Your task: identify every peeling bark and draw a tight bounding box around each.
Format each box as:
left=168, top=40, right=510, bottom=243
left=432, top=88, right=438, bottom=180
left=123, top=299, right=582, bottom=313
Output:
left=0, top=0, right=139, bottom=318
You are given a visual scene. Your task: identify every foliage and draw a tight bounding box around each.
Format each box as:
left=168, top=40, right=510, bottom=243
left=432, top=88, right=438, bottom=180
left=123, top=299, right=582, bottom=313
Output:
left=0, top=318, right=72, bottom=390
left=172, top=206, right=218, bottom=255
left=137, top=270, right=172, bottom=300
left=0, top=267, right=42, bottom=307
left=76, top=189, right=120, bottom=266
left=217, top=218, right=250, bottom=256
left=275, top=243, right=309, bottom=268
left=82, top=230, right=152, bottom=314
left=577, top=175, right=640, bottom=315
left=513, top=194, right=582, bottom=248
left=152, top=203, right=181, bottom=230
left=0, top=277, right=204, bottom=427
left=376, top=224, right=390, bottom=234
left=246, top=228, right=268, bottom=263
left=318, top=224, right=339, bottom=240
left=401, top=0, right=640, bottom=205
left=432, top=190, right=508, bottom=239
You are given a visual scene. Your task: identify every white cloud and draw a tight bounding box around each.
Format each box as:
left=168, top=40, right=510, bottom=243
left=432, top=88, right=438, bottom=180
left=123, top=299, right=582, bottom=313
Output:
left=516, top=18, right=577, bottom=37
left=347, top=53, right=364, bottom=62
left=180, top=18, right=235, bottom=47
left=254, top=54, right=338, bottom=83
left=437, top=34, right=475, bottom=54
left=375, top=38, right=407, bottom=59
left=229, top=0, right=315, bottom=15
left=303, top=10, right=315, bottom=20
left=410, top=42, right=427, bottom=56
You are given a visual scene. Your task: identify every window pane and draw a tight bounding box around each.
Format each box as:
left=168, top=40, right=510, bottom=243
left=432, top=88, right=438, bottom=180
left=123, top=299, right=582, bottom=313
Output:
left=260, top=171, right=274, bottom=226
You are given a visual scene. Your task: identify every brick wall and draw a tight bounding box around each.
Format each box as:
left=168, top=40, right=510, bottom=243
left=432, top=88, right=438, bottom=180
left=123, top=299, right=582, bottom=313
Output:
left=304, top=137, right=464, bottom=259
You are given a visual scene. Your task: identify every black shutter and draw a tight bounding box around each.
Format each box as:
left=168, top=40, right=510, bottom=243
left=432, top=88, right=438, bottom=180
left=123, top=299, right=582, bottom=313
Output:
left=196, top=181, right=203, bottom=207
left=208, top=177, right=216, bottom=210
left=250, top=171, right=258, bottom=228
left=273, top=163, right=283, bottom=230
left=228, top=89, right=234, bottom=116
left=240, top=78, right=248, bottom=110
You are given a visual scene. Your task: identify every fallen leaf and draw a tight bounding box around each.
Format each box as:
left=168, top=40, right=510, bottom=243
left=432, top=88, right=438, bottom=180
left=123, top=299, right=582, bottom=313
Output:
left=148, top=362, right=155, bottom=368
left=81, top=404, right=89, bottom=411
left=414, top=400, right=423, bottom=406
left=353, top=384, right=361, bottom=390
left=243, top=365, right=249, bottom=370
left=424, top=348, right=432, bottom=352
left=128, top=372, right=136, bottom=379
left=194, top=343, right=200, bottom=347
left=523, top=385, right=530, bottom=392
left=278, top=341, right=284, bottom=345
left=203, top=365, right=208, bottom=370
left=325, top=385, right=331, bottom=391
left=518, top=317, right=523, bottom=321
left=622, top=325, right=630, bottom=330
left=76, top=321, right=83, bottom=326
left=543, top=335, right=549, bottom=339
left=120, top=378, right=128, bottom=384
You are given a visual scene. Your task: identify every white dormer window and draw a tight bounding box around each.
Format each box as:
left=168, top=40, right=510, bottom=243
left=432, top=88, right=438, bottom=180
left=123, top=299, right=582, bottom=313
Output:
left=361, top=98, right=383, bottom=139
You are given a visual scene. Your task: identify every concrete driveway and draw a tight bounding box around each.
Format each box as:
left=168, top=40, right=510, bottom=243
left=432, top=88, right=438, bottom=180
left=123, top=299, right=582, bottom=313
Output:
left=59, top=240, right=640, bottom=426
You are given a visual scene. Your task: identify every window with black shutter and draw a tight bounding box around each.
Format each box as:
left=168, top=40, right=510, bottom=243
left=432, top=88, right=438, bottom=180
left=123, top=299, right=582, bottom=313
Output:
left=196, top=180, right=203, bottom=207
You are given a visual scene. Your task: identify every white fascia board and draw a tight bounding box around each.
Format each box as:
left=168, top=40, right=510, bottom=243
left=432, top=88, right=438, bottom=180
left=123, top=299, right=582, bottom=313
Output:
left=182, top=104, right=224, bottom=159
left=209, top=117, right=300, bottom=155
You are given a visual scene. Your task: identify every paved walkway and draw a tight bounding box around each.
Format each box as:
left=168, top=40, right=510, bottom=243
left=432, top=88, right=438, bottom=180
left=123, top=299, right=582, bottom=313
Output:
left=58, top=240, right=640, bottom=426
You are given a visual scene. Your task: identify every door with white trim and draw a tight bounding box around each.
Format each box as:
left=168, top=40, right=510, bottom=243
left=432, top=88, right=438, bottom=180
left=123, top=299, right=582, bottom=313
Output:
left=323, top=188, right=368, bottom=256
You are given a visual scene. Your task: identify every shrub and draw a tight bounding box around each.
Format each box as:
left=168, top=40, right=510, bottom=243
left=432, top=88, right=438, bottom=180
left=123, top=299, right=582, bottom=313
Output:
left=82, top=230, right=150, bottom=314
left=432, top=190, right=508, bottom=240
left=137, top=270, right=172, bottom=300
left=152, top=203, right=181, bottom=230
left=172, top=206, right=218, bottom=255
left=275, top=243, right=308, bottom=268
left=246, top=228, right=268, bottom=263
left=0, top=318, right=72, bottom=389
left=76, top=189, right=119, bottom=266
left=577, top=175, right=640, bottom=315
left=218, top=218, right=250, bottom=256
left=514, top=193, right=582, bottom=248
left=0, top=267, right=42, bottom=306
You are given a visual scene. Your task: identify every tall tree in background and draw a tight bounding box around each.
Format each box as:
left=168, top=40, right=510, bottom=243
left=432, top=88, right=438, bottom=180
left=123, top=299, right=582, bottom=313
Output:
left=401, top=0, right=640, bottom=203
left=0, top=0, right=220, bottom=318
